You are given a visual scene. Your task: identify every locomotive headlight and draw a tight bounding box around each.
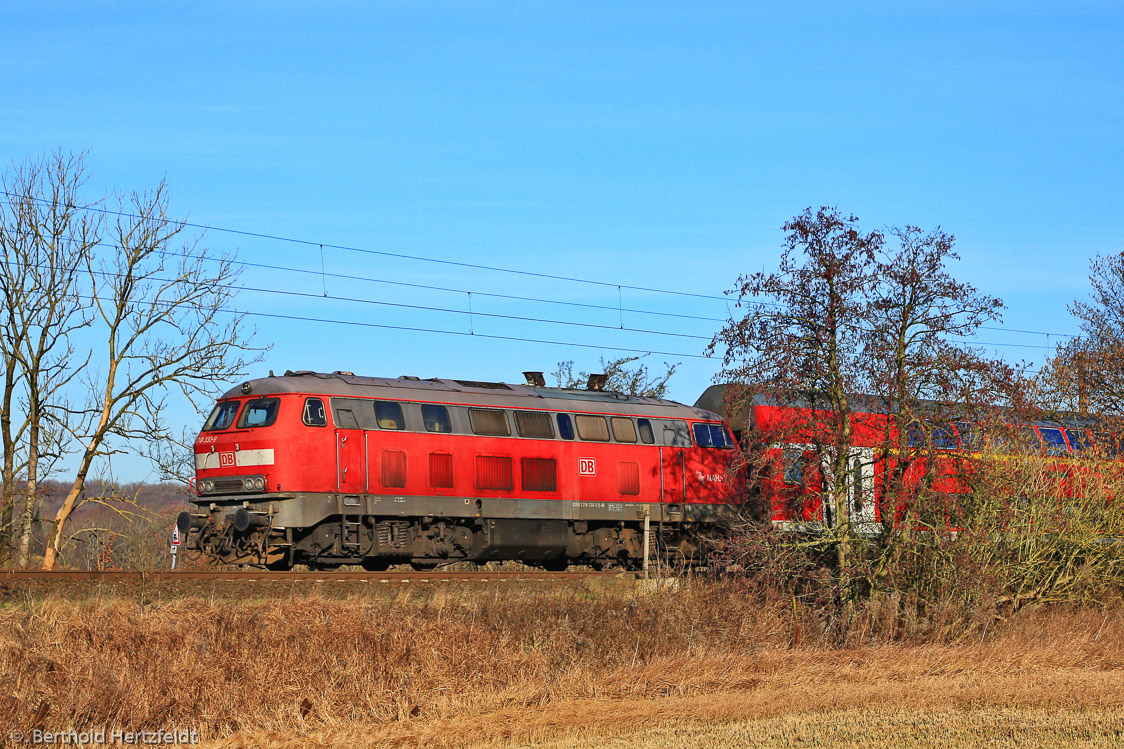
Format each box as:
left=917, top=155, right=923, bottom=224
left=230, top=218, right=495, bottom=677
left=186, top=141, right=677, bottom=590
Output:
left=200, top=480, right=213, bottom=493
left=243, top=477, right=255, bottom=491
left=253, top=477, right=265, bottom=491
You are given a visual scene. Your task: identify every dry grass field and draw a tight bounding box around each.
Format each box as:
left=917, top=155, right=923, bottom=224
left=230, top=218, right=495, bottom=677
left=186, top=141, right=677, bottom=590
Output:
left=1, top=577, right=1122, bottom=748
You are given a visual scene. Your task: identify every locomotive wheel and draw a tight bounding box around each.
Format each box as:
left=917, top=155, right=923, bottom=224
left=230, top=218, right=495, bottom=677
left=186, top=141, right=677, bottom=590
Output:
left=265, top=559, right=293, bottom=571
left=307, top=562, right=341, bottom=571
left=361, top=557, right=391, bottom=572
left=410, top=560, right=439, bottom=571
left=540, top=558, right=568, bottom=572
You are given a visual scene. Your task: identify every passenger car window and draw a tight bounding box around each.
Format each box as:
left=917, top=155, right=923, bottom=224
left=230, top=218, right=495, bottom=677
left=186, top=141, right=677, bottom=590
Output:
left=302, top=398, right=327, bottom=427
left=782, top=448, right=805, bottom=485
left=954, top=421, right=983, bottom=450
left=236, top=398, right=280, bottom=429
left=203, top=401, right=241, bottom=431
left=374, top=401, right=405, bottom=430
left=1038, top=427, right=1069, bottom=455
left=422, top=404, right=451, bottom=433
left=931, top=424, right=959, bottom=450
left=1066, top=428, right=1090, bottom=452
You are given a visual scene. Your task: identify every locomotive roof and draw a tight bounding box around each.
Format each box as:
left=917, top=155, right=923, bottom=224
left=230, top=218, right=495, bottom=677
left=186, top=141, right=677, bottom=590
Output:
left=221, top=371, right=724, bottom=421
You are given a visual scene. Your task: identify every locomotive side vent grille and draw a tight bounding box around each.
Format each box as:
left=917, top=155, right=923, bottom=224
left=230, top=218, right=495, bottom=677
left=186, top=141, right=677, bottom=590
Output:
left=618, top=462, right=641, bottom=496
left=476, top=455, right=513, bottom=491
left=521, top=458, right=557, bottom=492
left=380, top=450, right=407, bottom=488
left=429, top=453, right=454, bottom=489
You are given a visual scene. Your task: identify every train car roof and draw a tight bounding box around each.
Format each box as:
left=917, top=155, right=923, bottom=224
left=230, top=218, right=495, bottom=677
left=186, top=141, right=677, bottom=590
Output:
left=221, top=370, right=725, bottom=421
left=696, top=383, right=1103, bottom=431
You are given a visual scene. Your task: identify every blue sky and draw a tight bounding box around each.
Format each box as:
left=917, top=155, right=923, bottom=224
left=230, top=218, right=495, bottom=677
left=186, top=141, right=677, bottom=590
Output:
left=2, top=1, right=1122, bottom=481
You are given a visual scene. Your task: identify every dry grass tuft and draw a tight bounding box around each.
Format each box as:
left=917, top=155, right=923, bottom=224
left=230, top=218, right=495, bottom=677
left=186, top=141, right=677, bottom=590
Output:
left=1, top=580, right=1123, bottom=747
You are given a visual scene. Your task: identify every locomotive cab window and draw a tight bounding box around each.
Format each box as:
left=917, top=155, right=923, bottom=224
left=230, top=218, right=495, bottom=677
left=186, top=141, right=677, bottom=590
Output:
left=236, top=398, right=280, bottom=429
left=422, top=404, right=452, bottom=433
left=302, top=398, right=327, bottom=427
left=469, top=408, right=510, bottom=436
left=375, top=401, right=405, bottom=430
left=203, top=401, right=241, bottom=431
left=693, top=422, right=732, bottom=449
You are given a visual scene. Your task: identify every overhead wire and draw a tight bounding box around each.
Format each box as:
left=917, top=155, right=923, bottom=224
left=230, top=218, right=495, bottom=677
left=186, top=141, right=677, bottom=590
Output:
left=0, top=192, right=730, bottom=301
left=0, top=196, right=1082, bottom=352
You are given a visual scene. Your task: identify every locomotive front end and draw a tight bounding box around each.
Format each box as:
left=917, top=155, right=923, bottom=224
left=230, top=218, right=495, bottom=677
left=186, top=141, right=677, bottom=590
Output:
left=181, top=381, right=305, bottom=568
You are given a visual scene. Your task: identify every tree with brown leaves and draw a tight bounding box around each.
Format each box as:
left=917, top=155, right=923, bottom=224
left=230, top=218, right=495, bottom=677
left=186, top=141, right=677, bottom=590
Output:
left=710, top=206, right=882, bottom=570
left=1045, top=252, right=1124, bottom=418
left=865, top=225, right=1016, bottom=541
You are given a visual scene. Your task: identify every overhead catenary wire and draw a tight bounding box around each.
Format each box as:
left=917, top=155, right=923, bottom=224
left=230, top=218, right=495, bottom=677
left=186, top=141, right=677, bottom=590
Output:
left=70, top=290, right=715, bottom=360
left=0, top=192, right=729, bottom=301
left=66, top=254, right=1072, bottom=352
left=0, top=196, right=1083, bottom=346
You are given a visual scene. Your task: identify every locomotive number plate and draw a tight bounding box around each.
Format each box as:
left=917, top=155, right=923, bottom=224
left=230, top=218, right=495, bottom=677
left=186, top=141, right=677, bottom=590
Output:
left=578, top=458, right=596, bottom=476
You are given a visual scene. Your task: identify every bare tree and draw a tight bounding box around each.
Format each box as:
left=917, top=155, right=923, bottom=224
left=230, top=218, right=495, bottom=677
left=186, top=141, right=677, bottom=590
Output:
left=0, top=213, right=29, bottom=565
left=552, top=355, right=679, bottom=398
left=41, top=182, right=265, bottom=569
left=0, top=152, right=98, bottom=567
left=710, top=207, right=882, bottom=571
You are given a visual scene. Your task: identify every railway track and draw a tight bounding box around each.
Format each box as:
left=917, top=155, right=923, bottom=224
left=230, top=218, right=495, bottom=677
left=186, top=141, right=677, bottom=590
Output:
left=0, top=569, right=619, bottom=583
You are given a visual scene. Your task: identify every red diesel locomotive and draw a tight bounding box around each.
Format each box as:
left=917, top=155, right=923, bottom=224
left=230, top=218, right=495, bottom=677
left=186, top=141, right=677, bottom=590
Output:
left=180, top=370, right=742, bottom=570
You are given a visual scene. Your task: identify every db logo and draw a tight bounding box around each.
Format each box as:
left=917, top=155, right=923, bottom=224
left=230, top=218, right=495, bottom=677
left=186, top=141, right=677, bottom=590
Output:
left=219, top=452, right=236, bottom=467
left=578, top=458, right=596, bottom=476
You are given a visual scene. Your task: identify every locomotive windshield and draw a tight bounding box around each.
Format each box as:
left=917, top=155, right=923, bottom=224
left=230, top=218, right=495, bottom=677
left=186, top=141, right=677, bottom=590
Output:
left=236, top=397, right=280, bottom=429
left=693, top=422, right=733, bottom=449
left=202, top=401, right=241, bottom=431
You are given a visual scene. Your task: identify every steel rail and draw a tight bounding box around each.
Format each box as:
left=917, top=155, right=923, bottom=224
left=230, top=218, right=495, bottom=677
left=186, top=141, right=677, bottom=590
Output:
left=0, top=569, right=618, bottom=582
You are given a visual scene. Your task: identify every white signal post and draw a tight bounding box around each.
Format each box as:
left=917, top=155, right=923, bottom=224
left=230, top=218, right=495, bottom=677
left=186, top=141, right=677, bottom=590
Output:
left=170, top=524, right=181, bottom=570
